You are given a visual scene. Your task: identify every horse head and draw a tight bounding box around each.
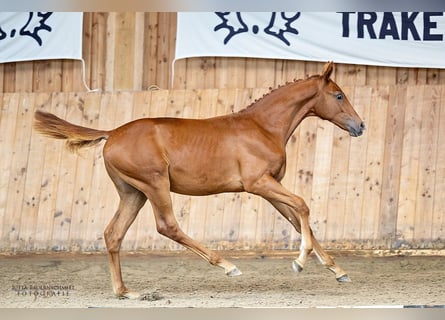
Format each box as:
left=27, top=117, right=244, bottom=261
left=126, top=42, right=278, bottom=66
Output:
left=311, top=62, right=365, bottom=137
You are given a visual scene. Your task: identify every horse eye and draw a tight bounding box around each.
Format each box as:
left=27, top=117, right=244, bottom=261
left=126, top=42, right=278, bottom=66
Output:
left=336, top=93, right=343, bottom=100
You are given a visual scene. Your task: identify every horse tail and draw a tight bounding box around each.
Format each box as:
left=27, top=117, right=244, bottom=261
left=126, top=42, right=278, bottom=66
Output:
left=34, top=110, right=111, bottom=153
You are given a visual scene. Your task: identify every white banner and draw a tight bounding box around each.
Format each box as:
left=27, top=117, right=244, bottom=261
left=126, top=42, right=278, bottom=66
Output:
left=0, top=12, right=83, bottom=63
left=176, top=12, right=445, bottom=68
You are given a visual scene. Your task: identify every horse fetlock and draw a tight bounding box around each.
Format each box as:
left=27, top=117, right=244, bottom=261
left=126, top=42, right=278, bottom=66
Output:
left=292, top=259, right=304, bottom=273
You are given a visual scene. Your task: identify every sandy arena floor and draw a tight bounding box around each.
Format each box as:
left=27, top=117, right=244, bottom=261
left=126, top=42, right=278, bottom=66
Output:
left=0, top=251, right=444, bottom=308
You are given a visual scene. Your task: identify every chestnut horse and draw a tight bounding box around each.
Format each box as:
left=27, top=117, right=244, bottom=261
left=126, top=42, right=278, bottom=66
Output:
left=34, top=62, right=365, bottom=299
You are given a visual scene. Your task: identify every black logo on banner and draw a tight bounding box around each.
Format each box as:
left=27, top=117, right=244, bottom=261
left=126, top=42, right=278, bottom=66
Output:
left=214, top=12, right=301, bottom=46
left=0, top=12, right=53, bottom=46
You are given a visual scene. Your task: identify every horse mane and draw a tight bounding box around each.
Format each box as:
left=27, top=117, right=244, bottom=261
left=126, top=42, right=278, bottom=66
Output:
left=238, top=74, right=320, bottom=114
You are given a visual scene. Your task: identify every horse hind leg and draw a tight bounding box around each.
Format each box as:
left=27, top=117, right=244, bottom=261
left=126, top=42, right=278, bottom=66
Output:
left=103, top=176, right=147, bottom=299
left=141, top=176, right=242, bottom=277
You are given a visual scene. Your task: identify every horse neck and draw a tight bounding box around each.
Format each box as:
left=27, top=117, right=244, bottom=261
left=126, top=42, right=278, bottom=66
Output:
left=241, top=78, right=320, bottom=145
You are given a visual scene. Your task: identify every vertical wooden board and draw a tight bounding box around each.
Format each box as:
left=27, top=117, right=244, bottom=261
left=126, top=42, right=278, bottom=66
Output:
left=215, top=58, right=246, bottom=89
left=432, top=86, right=445, bottom=242
left=354, top=64, right=367, bottom=86
left=439, top=69, right=445, bottom=86
left=0, top=94, right=19, bottom=248
left=40, top=61, right=63, bottom=92
left=365, top=66, right=378, bottom=87
left=17, top=93, right=44, bottom=251
left=426, top=69, right=440, bottom=85
left=0, top=94, right=12, bottom=243
left=255, top=59, right=276, bottom=88
left=244, top=59, right=258, bottom=88
left=182, top=87, right=199, bottom=118
left=335, top=63, right=352, bottom=85
left=104, top=12, right=116, bottom=91
left=274, top=60, right=288, bottom=86
left=66, top=93, right=98, bottom=250
left=89, top=12, right=108, bottom=90
left=325, top=90, right=354, bottom=242
left=167, top=13, right=177, bottom=89
left=34, top=93, right=65, bottom=250
left=73, top=93, right=103, bottom=250
left=2, top=64, right=17, bottom=92
left=3, top=93, right=37, bottom=251
left=0, top=65, right=4, bottom=91
left=378, top=86, right=407, bottom=243
left=165, top=89, right=185, bottom=117
left=255, top=200, right=277, bottom=250
left=50, top=93, right=83, bottom=250
left=81, top=12, right=93, bottom=89
left=413, top=86, right=441, bottom=245
left=85, top=93, right=118, bottom=252
left=343, top=87, right=371, bottom=241
left=156, top=13, right=172, bottom=89
left=416, top=69, right=428, bottom=85
left=396, top=68, right=409, bottom=85
left=378, top=67, right=398, bottom=86
left=360, top=87, right=389, bottom=245
left=238, top=192, right=260, bottom=249
left=61, top=61, right=75, bottom=92
left=185, top=59, right=207, bottom=89
left=113, top=13, right=136, bottom=90
left=143, top=12, right=159, bottom=89
left=310, top=118, right=334, bottom=242
left=133, top=12, right=145, bottom=90
left=15, top=62, right=34, bottom=92
left=397, top=86, right=424, bottom=244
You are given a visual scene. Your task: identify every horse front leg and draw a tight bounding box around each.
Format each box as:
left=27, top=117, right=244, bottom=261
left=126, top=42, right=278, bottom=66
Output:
left=268, top=199, right=351, bottom=282
left=247, top=174, right=350, bottom=282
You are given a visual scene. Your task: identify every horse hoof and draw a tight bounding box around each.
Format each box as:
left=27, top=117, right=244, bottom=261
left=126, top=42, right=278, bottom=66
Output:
left=336, top=274, right=352, bottom=283
left=118, top=291, right=141, bottom=300
left=292, top=260, right=303, bottom=273
left=226, top=267, right=242, bottom=277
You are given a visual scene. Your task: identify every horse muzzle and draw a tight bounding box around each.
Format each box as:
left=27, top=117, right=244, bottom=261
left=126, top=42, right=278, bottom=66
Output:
left=348, top=121, right=366, bottom=137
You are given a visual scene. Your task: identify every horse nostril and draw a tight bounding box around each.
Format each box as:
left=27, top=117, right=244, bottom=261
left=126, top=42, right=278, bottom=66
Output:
left=360, top=122, right=366, bottom=130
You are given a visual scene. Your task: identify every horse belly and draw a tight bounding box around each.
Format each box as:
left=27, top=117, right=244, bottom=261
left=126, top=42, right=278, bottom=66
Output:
left=168, top=165, right=244, bottom=196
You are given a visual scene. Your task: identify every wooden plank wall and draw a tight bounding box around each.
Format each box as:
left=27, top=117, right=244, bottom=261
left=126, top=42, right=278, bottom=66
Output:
left=1, top=12, right=445, bottom=93
left=0, top=86, right=444, bottom=253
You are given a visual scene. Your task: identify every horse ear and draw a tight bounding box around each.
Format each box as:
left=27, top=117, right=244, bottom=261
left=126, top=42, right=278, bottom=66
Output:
left=322, top=61, right=334, bottom=81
